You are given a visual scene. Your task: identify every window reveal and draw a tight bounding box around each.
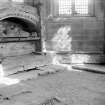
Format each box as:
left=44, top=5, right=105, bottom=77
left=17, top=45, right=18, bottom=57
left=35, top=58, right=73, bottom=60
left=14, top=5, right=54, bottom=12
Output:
left=53, top=0, right=94, bottom=16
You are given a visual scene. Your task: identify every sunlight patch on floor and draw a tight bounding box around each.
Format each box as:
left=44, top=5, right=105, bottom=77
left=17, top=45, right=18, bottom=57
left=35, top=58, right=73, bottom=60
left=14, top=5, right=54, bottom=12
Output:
left=0, top=64, right=20, bottom=86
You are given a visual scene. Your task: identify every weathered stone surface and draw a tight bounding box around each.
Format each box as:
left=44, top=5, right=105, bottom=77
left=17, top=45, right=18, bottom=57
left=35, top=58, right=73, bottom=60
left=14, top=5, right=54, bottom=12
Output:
left=2, top=54, right=51, bottom=76
left=0, top=2, right=39, bottom=24
left=54, top=53, right=105, bottom=64
left=0, top=42, right=35, bottom=57
left=0, top=69, right=105, bottom=105
left=42, top=0, right=105, bottom=64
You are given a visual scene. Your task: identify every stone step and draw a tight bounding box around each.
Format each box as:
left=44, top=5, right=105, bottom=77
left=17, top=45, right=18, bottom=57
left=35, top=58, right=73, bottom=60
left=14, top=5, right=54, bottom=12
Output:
left=72, top=64, right=105, bottom=74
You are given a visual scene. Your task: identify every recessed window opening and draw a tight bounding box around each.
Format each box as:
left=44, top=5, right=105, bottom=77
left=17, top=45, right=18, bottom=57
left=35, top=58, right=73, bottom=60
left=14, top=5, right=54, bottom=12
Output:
left=58, top=0, right=91, bottom=16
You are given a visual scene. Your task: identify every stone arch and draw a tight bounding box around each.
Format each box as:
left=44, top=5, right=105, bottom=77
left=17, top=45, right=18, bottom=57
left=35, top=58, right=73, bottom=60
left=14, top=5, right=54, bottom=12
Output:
left=0, top=3, right=41, bottom=57
left=0, top=2, right=39, bottom=32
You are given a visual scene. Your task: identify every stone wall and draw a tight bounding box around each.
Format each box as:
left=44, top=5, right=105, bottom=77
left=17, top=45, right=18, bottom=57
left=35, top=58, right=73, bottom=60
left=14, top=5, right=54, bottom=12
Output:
left=0, top=43, right=35, bottom=57
left=40, top=0, right=105, bottom=64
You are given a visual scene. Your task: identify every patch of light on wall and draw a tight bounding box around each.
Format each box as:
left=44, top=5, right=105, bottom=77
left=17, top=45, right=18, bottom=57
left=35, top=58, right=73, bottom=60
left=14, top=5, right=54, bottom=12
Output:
left=58, top=0, right=72, bottom=15
left=75, top=0, right=89, bottom=14
left=52, top=26, right=72, bottom=51
left=12, top=0, right=24, bottom=3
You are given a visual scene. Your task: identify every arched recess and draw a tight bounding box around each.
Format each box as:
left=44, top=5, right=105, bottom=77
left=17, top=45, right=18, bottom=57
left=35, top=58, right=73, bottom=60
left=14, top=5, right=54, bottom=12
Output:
left=2, top=17, right=39, bottom=33
left=0, top=2, right=40, bottom=32
left=0, top=2, right=42, bottom=56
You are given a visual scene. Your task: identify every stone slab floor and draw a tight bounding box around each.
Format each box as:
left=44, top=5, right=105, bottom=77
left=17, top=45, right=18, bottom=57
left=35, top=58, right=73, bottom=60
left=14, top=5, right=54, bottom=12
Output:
left=0, top=54, right=105, bottom=105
